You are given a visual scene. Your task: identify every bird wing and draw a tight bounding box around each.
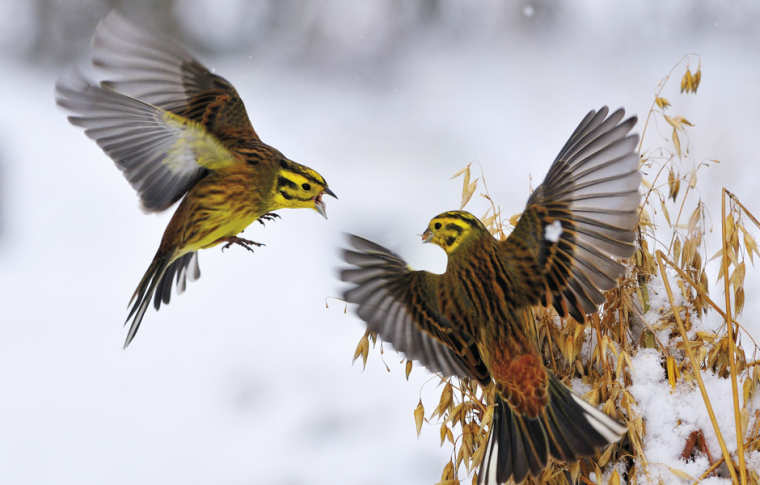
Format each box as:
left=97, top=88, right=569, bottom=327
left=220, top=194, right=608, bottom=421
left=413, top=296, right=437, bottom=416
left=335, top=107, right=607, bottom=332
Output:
left=92, top=11, right=259, bottom=144
left=341, top=235, right=484, bottom=380
left=499, top=106, right=640, bottom=321
left=56, top=70, right=239, bottom=212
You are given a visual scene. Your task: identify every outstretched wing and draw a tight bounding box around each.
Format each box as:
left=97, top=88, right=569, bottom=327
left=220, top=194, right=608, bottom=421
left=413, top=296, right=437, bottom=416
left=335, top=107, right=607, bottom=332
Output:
left=92, top=11, right=258, bottom=144
left=340, top=235, right=487, bottom=381
left=499, top=106, right=640, bottom=321
left=56, top=71, right=239, bottom=212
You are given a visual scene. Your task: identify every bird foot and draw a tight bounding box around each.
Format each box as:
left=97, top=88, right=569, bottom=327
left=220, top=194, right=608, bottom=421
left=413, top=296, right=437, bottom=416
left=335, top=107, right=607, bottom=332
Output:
left=219, top=236, right=265, bottom=253
left=257, top=212, right=281, bottom=226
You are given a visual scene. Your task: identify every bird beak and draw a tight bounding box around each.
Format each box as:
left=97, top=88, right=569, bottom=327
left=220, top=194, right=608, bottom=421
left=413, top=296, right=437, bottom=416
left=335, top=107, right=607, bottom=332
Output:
left=314, top=193, right=328, bottom=219
left=314, top=187, right=336, bottom=219
left=421, top=228, right=433, bottom=243
left=314, top=187, right=338, bottom=219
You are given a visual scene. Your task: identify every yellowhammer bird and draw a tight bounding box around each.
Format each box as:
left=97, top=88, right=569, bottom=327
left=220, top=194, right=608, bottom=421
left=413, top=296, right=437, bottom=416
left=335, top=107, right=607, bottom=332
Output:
left=56, top=12, right=335, bottom=347
left=340, top=107, right=638, bottom=484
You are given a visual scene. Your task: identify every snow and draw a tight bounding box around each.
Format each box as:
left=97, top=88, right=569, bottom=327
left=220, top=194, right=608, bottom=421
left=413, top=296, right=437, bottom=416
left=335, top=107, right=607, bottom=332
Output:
left=627, top=262, right=760, bottom=482
left=1, top=3, right=760, bottom=484
left=628, top=347, right=759, bottom=483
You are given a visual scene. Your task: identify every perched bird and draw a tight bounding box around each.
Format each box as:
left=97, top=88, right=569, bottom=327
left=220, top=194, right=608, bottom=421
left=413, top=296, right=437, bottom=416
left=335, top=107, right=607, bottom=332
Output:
left=56, top=12, right=335, bottom=347
left=340, top=107, right=638, bottom=484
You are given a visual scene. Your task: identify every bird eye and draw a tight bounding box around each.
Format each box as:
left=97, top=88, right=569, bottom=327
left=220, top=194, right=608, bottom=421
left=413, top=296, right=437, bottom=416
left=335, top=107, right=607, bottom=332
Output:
left=434, top=222, right=441, bottom=230
left=301, top=183, right=311, bottom=191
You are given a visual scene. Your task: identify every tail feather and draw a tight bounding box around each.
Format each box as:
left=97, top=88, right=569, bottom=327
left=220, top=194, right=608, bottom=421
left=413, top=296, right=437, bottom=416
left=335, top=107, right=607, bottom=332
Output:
left=541, top=394, right=578, bottom=461
left=547, top=377, right=626, bottom=451
left=478, top=374, right=626, bottom=484
left=154, top=252, right=201, bottom=307
left=123, top=252, right=202, bottom=348
left=570, top=393, right=628, bottom=443
left=124, top=256, right=171, bottom=348
left=515, top=411, right=548, bottom=476
left=544, top=382, right=597, bottom=456
left=509, top=410, right=537, bottom=482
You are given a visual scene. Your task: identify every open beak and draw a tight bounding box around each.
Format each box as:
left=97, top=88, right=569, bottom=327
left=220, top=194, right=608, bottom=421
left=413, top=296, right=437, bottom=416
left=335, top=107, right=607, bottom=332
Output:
left=314, top=187, right=337, bottom=219
left=421, top=228, right=433, bottom=243
left=314, top=194, right=328, bottom=219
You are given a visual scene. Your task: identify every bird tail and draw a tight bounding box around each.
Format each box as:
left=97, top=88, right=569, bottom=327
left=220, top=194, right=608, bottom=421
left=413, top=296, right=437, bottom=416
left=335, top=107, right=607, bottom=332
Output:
left=478, top=374, right=627, bottom=485
left=124, top=255, right=171, bottom=348
left=123, top=251, right=200, bottom=348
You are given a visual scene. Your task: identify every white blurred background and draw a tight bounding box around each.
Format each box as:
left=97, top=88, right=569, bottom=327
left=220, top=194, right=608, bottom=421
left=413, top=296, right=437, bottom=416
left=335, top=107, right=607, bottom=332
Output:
left=1, top=1, right=759, bottom=484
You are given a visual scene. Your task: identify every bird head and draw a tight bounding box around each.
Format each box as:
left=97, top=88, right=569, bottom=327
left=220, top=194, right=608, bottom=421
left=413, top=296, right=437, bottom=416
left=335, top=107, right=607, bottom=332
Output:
left=272, top=158, right=336, bottom=218
left=421, top=210, right=487, bottom=254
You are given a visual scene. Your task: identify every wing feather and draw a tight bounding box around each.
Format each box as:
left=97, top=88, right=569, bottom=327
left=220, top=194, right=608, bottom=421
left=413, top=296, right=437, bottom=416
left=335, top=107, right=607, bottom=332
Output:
left=56, top=70, right=238, bottom=212
left=93, top=11, right=258, bottom=143
left=340, top=234, right=478, bottom=380
left=500, top=107, right=640, bottom=320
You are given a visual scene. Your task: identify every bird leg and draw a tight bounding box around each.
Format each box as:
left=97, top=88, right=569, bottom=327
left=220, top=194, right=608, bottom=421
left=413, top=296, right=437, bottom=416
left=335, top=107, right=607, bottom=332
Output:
left=218, top=236, right=265, bottom=253
left=257, top=212, right=280, bottom=225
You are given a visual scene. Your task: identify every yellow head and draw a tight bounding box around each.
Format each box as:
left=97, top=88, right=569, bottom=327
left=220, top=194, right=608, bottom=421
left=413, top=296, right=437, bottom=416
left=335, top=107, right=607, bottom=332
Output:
left=421, top=210, right=487, bottom=254
left=271, top=158, right=336, bottom=218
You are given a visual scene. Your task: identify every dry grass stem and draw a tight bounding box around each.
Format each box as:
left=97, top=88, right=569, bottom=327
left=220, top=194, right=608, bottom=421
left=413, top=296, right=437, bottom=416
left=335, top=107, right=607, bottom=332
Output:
left=656, top=250, right=739, bottom=483
left=722, top=189, right=747, bottom=485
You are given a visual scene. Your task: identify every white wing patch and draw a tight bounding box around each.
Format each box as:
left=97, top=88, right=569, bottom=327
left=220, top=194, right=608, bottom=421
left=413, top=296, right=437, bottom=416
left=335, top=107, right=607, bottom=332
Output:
left=544, top=219, right=563, bottom=243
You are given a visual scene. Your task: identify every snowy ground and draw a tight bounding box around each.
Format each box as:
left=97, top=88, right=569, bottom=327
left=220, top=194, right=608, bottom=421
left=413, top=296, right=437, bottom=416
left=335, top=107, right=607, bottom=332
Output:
left=629, top=348, right=760, bottom=484
left=2, top=4, right=760, bottom=484
left=628, top=269, right=760, bottom=484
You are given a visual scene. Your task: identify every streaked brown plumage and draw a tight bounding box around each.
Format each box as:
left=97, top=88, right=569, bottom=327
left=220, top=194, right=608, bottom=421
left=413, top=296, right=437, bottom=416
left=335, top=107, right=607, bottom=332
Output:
left=55, top=12, right=335, bottom=347
left=340, top=107, right=638, bottom=484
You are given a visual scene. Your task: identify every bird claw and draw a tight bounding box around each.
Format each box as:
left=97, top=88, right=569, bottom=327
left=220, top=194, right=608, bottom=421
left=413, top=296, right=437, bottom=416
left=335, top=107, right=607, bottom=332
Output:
left=257, top=212, right=281, bottom=225
left=220, top=236, right=265, bottom=253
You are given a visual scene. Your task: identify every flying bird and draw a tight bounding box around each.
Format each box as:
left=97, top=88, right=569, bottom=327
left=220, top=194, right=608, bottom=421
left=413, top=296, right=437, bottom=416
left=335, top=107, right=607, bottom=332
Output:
left=56, top=12, right=336, bottom=347
left=340, top=107, right=638, bottom=484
